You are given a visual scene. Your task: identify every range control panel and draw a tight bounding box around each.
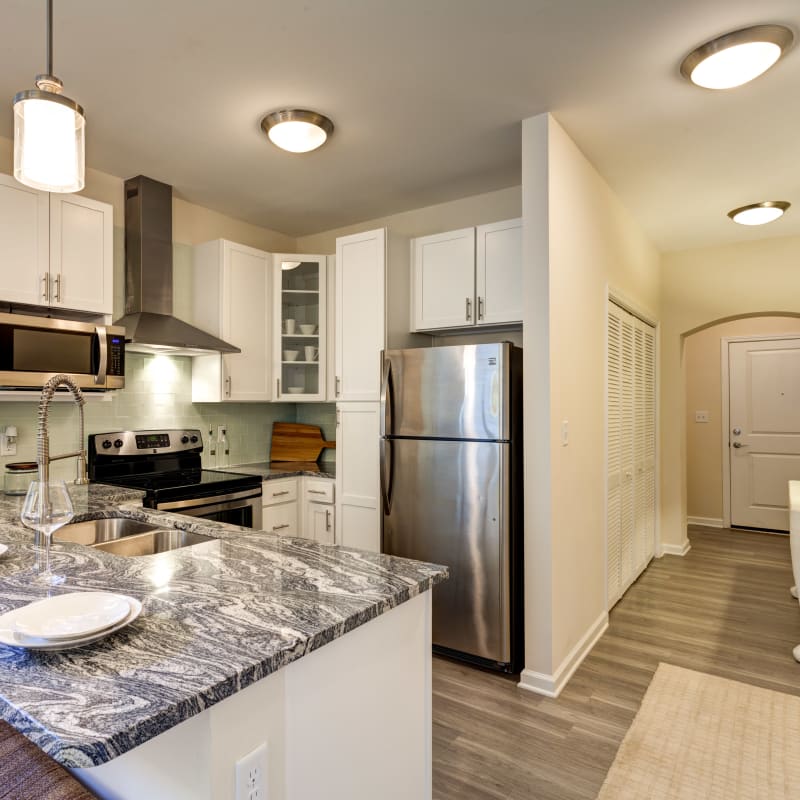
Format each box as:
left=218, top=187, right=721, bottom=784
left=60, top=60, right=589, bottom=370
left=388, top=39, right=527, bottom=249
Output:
left=91, top=429, right=203, bottom=457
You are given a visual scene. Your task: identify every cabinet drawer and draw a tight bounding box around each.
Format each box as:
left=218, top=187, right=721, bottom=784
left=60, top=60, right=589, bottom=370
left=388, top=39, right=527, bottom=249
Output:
left=262, top=502, right=298, bottom=536
left=305, top=478, right=334, bottom=504
left=262, top=478, right=298, bottom=505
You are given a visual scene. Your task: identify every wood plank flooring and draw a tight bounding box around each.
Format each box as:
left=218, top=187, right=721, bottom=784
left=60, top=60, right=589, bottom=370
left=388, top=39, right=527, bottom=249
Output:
left=432, top=526, right=800, bottom=799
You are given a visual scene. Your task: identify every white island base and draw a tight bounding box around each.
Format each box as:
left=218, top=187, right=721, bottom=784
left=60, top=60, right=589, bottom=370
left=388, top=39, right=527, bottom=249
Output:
left=73, top=592, right=432, bottom=800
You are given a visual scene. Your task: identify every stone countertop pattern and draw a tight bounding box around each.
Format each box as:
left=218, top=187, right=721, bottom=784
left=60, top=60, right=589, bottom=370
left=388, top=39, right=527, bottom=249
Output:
left=0, top=484, right=446, bottom=769
left=232, top=460, right=336, bottom=480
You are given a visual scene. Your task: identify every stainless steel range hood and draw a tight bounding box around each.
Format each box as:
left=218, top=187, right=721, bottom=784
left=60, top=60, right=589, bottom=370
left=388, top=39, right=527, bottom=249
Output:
left=114, top=176, right=240, bottom=356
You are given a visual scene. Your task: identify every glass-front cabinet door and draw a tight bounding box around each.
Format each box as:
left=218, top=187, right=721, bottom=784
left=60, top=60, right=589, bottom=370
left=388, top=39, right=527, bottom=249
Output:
left=272, top=254, right=327, bottom=401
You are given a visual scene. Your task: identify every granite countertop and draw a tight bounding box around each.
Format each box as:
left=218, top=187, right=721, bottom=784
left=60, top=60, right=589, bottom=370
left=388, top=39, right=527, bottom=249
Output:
left=0, top=484, right=446, bottom=768
left=232, top=460, right=336, bottom=480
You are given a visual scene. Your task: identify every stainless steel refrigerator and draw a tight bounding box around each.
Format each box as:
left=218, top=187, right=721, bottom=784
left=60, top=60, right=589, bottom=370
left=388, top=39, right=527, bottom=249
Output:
left=380, top=342, right=523, bottom=672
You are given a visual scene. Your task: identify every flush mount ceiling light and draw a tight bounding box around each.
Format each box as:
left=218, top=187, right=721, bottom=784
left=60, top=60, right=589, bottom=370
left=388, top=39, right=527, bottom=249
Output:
left=260, top=110, right=334, bottom=153
left=13, top=0, right=85, bottom=192
left=727, top=200, right=790, bottom=226
left=681, top=24, right=794, bottom=89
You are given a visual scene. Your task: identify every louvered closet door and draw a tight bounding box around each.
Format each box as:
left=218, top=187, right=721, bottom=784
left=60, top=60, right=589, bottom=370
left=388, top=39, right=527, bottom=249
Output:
left=607, top=308, right=623, bottom=604
left=607, top=301, right=656, bottom=608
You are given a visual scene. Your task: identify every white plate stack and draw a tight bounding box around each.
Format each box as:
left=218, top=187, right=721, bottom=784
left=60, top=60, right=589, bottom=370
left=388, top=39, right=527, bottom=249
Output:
left=0, top=592, right=142, bottom=651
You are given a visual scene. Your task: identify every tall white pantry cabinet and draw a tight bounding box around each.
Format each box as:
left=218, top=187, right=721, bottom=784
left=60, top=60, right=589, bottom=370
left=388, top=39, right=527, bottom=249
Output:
left=607, top=300, right=656, bottom=607
left=333, top=226, right=428, bottom=553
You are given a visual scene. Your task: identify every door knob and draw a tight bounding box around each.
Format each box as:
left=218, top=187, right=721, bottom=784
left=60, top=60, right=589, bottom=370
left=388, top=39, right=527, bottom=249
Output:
left=732, top=427, right=742, bottom=435
left=732, top=441, right=747, bottom=448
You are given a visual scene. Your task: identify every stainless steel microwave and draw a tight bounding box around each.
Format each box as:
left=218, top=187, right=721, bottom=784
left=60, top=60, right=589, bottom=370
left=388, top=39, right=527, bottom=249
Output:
left=0, top=312, right=125, bottom=390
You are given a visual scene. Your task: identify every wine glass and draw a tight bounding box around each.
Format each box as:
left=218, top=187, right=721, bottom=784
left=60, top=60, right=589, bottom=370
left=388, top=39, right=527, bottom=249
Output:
left=20, top=480, right=74, bottom=586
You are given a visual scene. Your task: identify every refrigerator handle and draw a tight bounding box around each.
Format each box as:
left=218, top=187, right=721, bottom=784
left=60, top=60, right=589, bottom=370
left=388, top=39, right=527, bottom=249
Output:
left=379, top=438, right=394, bottom=515
left=379, top=355, right=394, bottom=437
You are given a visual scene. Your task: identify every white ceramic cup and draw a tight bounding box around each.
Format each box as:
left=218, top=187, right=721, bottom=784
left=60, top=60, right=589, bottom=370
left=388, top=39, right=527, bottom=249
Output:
left=284, top=319, right=296, bottom=334
left=283, top=350, right=299, bottom=362
left=304, top=346, right=319, bottom=362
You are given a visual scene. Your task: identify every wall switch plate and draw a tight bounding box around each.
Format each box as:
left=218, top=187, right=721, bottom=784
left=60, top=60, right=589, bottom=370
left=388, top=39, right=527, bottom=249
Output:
left=0, top=433, right=16, bottom=456
left=236, top=742, right=268, bottom=800
left=695, top=411, right=710, bottom=423
left=561, top=420, right=569, bottom=446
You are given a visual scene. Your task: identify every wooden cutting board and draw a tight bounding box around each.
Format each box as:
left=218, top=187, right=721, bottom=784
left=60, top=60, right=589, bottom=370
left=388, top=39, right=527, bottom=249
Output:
left=270, top=422, right=336, bottom=463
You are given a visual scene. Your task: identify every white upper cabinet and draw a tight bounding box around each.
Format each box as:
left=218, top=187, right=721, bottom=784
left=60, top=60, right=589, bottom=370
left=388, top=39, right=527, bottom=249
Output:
left=0, top=174, right=112, bottom=314
left=410, top=218, right=522, bottom=332
left=412, top=227, right=475, bottom=330
left=271, top=253, right=327, bottom=402
left=335, top=228, right=386, bottom=402
left=49, top=193, right=114, bottom=314
left=191, top=240, right=271, bottom=403
left=476, top=218, right=522, bottom=326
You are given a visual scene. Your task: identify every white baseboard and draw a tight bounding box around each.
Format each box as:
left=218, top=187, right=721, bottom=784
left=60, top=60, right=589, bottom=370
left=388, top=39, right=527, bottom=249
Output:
left=660, top=539, right=691, bottom=557
left=687, top=516, right=723, bottom=528
left=517, top=611, right=608, bottom=699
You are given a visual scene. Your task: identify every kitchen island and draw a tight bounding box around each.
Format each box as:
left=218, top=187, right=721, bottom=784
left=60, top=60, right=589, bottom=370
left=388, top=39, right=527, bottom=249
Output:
left=0, top=485, right=446, bottom=799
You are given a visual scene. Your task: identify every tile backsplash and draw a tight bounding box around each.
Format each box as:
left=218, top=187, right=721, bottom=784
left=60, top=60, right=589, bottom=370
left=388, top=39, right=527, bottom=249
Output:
left=0, top=354, right=336, bottom=480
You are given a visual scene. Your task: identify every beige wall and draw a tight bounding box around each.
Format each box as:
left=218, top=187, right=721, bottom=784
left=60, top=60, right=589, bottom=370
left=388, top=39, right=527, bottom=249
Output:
left=660, top=235, right=800, bottom=549
left=295, top=186, right=520, bottom=254
left=521, top=114, right=660, bottom=684
left=685, top=317, right=800, bottom=523
left=0, top=135, right=295, bottom=321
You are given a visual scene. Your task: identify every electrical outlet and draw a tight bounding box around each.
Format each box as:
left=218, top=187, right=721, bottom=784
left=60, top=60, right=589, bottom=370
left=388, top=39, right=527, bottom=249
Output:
left=561, top=420, right=569, bottom=446
left=0, top=426, right=17, bottom=456
left=235, top=742, right=268, bottom=800
left=695, top=410, right=710, bottom=423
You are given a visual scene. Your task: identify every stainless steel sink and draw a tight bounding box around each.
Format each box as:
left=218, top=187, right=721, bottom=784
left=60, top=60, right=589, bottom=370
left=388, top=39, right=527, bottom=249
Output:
left=92, top=529, right=217, bottom=557
left=54, top=517, right=218, bottom=556
left=55, top=518, right=161, bottom=546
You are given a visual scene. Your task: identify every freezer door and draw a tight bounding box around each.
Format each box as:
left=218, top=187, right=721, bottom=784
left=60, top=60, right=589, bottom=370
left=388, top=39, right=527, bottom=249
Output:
left=382, top=343, right=510, bottom=440
left=382, top=438, right=510, bottom=663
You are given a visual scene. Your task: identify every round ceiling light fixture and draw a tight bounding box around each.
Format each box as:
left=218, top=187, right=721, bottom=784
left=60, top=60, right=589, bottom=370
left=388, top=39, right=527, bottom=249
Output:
left=727, top=200, right=790, bottom=226
left=260, top=110, right=334, bottom=153
left=680, top=24, right=794, bottom=89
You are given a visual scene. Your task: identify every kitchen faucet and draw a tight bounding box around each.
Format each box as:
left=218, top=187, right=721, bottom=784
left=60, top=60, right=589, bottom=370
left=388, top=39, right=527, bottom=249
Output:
left=37, top=374, right=88, bottom=486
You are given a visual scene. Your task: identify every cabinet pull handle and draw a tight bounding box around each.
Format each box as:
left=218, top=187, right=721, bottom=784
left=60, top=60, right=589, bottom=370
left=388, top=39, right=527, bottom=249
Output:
left=336, top=408, right=341, bottom=427
left=277, top=378, right=281, bottom=396
left=326, top=509, right=332, bottom=532
left=273, top=524, right=290, bottom=531
left=466, top=297, right=472, bottom=321
left=272, top=490, right=290, bottom=497
left=53, top=274, right=62, bottom=302
left=335, top=376, right=341, bottom=397
left=225, top=376, right=232, bottom=397
left=308, top=489, right=326, bottom=495
left=478, top=296, right=484, bottom=320
left=41, top=274, right=50, bottom=302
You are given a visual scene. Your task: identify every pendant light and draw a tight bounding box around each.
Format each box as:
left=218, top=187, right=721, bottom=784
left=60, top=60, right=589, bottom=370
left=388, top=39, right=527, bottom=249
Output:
left=13, top=0, right=85, bottom=193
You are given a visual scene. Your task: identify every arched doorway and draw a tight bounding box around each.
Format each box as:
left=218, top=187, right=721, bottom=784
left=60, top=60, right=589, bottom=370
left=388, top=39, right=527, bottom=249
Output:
left=683, top=313, right=800, bottom=532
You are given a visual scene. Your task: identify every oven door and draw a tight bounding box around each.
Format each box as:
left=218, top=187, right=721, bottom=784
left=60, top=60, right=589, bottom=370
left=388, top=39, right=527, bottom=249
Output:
left=155, top=488, right=263, bottom=530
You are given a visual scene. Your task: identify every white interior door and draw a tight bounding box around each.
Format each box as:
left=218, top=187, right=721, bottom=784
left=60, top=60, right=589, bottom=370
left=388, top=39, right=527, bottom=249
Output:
left=729, top=338, right=800, bottom=531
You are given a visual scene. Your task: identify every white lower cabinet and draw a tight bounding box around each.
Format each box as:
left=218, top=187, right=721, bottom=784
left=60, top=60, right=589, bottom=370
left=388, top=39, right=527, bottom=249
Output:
left=262, top=478, right=299, bottom=536
left=335, top=402, right=381, bottom=552
left=262, top=476, right=336, bottom=543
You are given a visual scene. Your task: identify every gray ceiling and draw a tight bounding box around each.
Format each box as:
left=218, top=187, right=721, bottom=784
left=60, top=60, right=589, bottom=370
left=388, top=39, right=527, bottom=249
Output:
left=2, top=0, right=798, bottom=251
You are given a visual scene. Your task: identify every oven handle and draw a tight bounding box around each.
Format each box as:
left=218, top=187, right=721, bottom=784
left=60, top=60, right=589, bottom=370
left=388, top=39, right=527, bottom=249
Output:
left=155, top=487, right=262, bottom=512
left=95, top=325, right=108, bottom=386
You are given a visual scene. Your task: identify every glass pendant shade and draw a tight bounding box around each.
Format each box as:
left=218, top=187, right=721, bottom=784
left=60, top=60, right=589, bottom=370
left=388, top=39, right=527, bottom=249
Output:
left=14, top=90, right=85, bottom=193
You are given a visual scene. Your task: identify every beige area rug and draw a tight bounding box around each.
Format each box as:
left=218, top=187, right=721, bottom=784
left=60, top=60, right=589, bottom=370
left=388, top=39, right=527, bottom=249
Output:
left=596, top=663, right=800, bottom=799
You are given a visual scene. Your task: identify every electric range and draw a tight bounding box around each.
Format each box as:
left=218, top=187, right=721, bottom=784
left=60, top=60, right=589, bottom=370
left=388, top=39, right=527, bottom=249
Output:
left=88, top=429, right=263, bottom=529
